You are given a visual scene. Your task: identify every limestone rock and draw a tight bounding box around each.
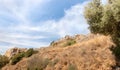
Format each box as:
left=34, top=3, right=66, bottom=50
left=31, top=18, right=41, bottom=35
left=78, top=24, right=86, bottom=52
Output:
left=4, top=47, right=27, bottom=58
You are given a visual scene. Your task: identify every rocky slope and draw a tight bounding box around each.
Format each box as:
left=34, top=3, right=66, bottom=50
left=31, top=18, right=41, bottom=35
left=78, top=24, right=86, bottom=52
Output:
left=5, top=47, right=27, bottom=59
left=2, top=34, right=116, bottom=70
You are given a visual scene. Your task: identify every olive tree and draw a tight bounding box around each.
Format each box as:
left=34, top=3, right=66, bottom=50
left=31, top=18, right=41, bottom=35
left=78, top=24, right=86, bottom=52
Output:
left=84, top=0, right=120, bottom=57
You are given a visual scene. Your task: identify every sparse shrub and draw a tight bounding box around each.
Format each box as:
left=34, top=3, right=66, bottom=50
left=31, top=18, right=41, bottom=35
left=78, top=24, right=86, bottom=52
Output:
left=27, top=56, right=50, bottom=70
left=53, top=59, right=59, bottom=66
left=10, top=48, right=38, bottom=65
left=0, top=55, right=9, bottom=69
left=50, top=41, right=55, bottom=46
left=25, top=48, right=34, bottom=57
left=49, top=59, right=59, bottom=67
left=50, top=41, right=57, bottom=46
left=42, top=58, right=50, bottom=69
left=68, top=64, right=77, bottom=70
left=64, top=39, right=76, bottom=47
left=11, top=52, right=25, bottom=65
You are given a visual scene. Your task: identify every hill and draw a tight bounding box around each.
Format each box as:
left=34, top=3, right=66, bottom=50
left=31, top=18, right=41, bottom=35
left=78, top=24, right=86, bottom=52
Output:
left=2, top=34, right=116, bottom=70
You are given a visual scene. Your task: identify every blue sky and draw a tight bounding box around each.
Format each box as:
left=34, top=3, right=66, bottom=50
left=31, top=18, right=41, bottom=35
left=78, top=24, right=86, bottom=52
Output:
left=0, top=0, right=93, bottom=54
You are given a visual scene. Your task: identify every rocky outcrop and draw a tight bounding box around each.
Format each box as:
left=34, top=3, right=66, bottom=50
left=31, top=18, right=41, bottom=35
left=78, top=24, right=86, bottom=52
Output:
left=4, top=47, right=27, bottom=58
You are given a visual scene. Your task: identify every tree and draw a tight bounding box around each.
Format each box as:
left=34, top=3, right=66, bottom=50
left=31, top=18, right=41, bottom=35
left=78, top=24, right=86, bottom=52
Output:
left=84, top=0, right=103, bottom=33
left=84, top=0, right=120, bottom=57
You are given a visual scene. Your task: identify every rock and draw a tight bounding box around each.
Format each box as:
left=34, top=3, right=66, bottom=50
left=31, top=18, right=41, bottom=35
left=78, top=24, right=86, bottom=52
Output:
left=4, top=47, right=27, bottom=58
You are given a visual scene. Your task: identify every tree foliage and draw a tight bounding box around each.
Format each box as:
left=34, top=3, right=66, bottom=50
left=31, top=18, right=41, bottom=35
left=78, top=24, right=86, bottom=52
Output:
left=84, top=0, right=120, bottom=57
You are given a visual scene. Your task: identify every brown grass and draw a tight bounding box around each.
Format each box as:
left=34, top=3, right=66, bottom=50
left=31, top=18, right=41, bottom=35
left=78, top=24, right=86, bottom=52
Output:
left=2, top=34, right=116, bottom=70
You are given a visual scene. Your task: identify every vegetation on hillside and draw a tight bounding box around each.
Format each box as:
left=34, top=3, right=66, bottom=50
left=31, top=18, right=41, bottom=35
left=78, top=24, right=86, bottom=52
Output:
left=25, top=48, right=36, bottom=57
left=11, top=48, right=38, bottom=65
left=27, top=56, right=50, bottom=70
left=11, top=52, right=25, bottom=65
left=84, top=0, right=120, bottom=58
left=68, top=64, right=77, bottom=70
left=2, top=35, right=116, bottom=70
left=50, top=38, right=76, bottom=47
left=64, top=39, right=76, bottom=47
left=0, top=55, right=9, bottom=69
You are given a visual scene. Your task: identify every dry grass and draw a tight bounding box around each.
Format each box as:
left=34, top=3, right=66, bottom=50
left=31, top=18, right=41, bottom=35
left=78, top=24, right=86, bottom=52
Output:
left=2, top=34, right=116, bottom=70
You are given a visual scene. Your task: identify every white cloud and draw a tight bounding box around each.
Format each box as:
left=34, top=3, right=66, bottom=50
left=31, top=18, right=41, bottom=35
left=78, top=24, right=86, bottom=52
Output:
left=15, top=1, right=90, bottom=37
left=56, top=2, right=90, bottom=36
left=0, top=0, right=51, bottom=25
left=0, top=32, right=47, bottom=47
left=0, top=0, right=90, bottom=54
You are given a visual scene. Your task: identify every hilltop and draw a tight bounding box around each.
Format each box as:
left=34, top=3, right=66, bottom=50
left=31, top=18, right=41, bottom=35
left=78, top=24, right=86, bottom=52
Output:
left=2, top=34, right=116, bottom=70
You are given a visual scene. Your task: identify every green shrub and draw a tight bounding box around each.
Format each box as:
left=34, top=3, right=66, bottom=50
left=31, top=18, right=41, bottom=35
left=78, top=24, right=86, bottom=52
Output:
left=64, top=39, right=76, bottom=47
left=25, top=48, right=34, bottom=57
left=11, top=52, right=24, bottom=65
left=50, top=41, right=58, bottom=46
left=10, top=48, right=38, bottom=65
left=50, top=41, right=55, bottom=46
left=68, top=64, right=77, bottom=70
left=0, top=55, right=9, bottom=68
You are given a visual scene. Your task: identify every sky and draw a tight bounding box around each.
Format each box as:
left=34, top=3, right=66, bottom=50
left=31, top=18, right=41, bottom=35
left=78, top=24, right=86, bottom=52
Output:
left=0, top=0, right=94, bottom=54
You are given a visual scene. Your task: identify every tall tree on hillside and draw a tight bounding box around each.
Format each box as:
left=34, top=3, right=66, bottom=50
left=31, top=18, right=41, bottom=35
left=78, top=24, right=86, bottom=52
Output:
left=84, top=0, right=120, bottom=57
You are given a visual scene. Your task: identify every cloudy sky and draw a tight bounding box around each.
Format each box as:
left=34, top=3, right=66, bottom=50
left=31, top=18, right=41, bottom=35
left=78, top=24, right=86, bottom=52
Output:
left=0, top=0, right=94, bottom=53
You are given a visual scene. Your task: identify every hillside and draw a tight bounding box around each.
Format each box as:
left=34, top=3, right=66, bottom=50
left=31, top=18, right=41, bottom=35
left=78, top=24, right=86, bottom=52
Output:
left=2, top=34, right=116, bottom=70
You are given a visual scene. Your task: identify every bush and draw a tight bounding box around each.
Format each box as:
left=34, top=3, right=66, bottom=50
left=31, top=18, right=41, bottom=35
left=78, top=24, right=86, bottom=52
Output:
left=11, top=52, right=24, bottom=65
left=10, top=48, right=38, bottom=65
left=42, top=58, right=50, bottom=69
left=27, top=56, right=50, bottom=70
left=64, top=39, right=76, bottom=47
left=0, top=55, right=9, bottom=68
left=25, top=48, right=34, bottom=57
left=50, top=41, right=58, bottom=46
left=52, top=59, right=59, bottom=66
left=68, top=64, right=77, bottom=70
